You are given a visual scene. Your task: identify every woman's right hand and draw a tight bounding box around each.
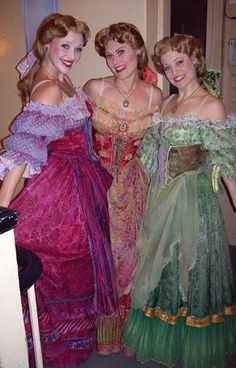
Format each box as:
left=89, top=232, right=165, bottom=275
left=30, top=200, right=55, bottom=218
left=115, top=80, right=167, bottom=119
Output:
left=0, top=165, right=26, bottom=208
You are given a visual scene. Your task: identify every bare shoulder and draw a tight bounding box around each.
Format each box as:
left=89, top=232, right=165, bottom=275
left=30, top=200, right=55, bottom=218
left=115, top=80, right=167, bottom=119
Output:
left=31, top=80, right=63, bottom=106
left=151, top=85, right=163, bottom=108
left=83, top=78, right=106, bottom=100
left=200, top=94, right=227, bottom=121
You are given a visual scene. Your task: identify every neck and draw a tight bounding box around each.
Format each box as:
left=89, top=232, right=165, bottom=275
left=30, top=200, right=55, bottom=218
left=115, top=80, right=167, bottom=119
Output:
left=114, top=73, right=139, bottom=93
left=178, top=82, right=201, bottom=99
left=41, top=62, right=62, bottom=82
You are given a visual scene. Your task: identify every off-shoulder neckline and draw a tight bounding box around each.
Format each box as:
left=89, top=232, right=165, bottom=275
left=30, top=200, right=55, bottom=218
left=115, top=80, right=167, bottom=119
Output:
left=152, top=111, right=236, bottom=128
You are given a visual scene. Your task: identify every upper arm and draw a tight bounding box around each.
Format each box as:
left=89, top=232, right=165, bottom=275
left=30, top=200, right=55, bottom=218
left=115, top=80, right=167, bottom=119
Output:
left=200, top=96, right=227, bottom=121
left=83, top=79, right=102, bottom=101
left=152, top=86, right=164, bottom=108
left=31, top=81, right=63, bottom=106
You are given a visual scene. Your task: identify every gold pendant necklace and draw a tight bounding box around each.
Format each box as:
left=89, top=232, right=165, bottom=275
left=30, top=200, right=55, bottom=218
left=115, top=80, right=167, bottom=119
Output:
left=114, top=78, right=137, bottom=108
left=171, top=85, right=201, bottom=113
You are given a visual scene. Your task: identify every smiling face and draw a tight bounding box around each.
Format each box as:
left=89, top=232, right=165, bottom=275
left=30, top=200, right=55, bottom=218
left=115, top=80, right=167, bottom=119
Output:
left=104, top=39, right=140, bottom=79
left=45, top=31, right=84, bottom=75
left=161, top=50, right=197, bottom=89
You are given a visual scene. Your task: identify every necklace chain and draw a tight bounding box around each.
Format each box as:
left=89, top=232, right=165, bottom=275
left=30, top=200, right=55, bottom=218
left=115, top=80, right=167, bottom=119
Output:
left=114, top=78, right=137, bottom=108
left=172, top=85, right=201, bottom=113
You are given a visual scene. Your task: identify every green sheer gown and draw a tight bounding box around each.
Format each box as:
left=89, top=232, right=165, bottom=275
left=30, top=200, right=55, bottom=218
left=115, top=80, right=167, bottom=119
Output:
left=124, top=111, right=236, bottom=368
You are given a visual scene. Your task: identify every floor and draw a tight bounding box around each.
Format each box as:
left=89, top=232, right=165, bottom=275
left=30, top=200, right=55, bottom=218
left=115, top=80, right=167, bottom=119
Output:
left=80, top=246, right=236, bottom=368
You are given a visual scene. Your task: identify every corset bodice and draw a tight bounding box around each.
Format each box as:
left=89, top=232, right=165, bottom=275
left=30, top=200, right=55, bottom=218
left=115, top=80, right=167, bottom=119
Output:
left=92, top=100, right=159, bottom=174
left=48, top=125, right=92, bottom=156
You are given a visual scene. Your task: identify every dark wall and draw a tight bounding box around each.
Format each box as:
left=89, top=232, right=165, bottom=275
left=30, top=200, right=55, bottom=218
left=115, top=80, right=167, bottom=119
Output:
left=170, top=0, right=207, bottom=94
left=171, top=0, right=207, bottom=52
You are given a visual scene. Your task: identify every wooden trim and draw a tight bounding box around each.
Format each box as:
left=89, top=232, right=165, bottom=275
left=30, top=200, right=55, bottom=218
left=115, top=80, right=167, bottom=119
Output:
left=206, top=0, right=224, bottom=70
left=146, top=0, right=170, bottom=95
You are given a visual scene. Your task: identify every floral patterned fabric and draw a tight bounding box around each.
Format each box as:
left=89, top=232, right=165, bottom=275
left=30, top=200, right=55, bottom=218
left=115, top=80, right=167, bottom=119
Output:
left=92, top=98, right=160, bottom=344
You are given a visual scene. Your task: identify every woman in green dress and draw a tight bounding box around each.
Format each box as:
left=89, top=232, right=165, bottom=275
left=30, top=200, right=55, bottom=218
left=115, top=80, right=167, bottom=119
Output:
left=124, top=34, right=236, bottom=368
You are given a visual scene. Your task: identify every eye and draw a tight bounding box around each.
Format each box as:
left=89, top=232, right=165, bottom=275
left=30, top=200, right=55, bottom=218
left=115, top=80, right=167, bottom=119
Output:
left=75, top=47, right=83, bottom=53
left=117, top=49, right=124, bottom=56
left=163, top=65, right=170, bottom=72
left=61, top=43, right=70, bottom=49
left=176, top=59, right=183, bottom=66
left=105, top=53, right=112, bottom=60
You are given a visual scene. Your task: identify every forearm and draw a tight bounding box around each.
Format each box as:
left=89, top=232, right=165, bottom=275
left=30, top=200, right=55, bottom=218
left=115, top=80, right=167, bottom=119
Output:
left=222, top=176, right=236, bottom=209
left=0, top=165, right=26, bottom=207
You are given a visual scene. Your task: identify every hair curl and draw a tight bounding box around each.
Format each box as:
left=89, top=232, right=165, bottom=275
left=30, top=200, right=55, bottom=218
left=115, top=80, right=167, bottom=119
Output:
left=152, top=34, right=206, bottom=78
left=18, top=13, right=90, bottom=104
left=95, top=22, right=148, bottom=73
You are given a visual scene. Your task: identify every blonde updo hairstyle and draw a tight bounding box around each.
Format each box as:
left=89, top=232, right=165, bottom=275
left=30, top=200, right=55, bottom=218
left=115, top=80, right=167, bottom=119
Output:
left=18, top=13, right=90, bottom=104
left=95, top=22, right=148, bottom=77
left=152, top=34, right=206, bottom=78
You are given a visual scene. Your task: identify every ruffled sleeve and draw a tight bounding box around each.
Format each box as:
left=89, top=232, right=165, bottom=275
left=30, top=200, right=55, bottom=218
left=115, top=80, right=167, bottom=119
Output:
left=200, top=114, right=236, bottom=192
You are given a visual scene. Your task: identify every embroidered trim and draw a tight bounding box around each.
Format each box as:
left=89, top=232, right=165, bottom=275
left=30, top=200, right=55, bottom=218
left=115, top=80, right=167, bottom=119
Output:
left=212, top=164, right=221, bottom=192
left=97, top=316, right=124, bottom=344
left=151, top=114, right=236, bottom=130
left=142, top=303, right=236, bottom=328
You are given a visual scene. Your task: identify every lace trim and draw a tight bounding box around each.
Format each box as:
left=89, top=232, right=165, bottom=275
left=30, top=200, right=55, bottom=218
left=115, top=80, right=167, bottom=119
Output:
left=152, top=113, right=236, bottom=130
left=25, top=93, right=90, bottom=121
left=142, top=303, right=236, bottom=328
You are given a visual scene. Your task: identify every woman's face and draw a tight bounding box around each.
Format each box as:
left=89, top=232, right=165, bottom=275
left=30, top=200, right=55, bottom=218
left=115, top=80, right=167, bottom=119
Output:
left=104, top=39, right=140, bottom=79
left=161, top=50, right=197, bottom=89
left=45, top=31, right=84, bottom=74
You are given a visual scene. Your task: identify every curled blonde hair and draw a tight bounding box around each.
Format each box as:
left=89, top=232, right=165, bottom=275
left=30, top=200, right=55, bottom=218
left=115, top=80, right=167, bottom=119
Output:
left=95, top=22, right=148, bottom=73
left=18, top=13, right=90, bottom=104
left=152, top=34, right=206, bottom=78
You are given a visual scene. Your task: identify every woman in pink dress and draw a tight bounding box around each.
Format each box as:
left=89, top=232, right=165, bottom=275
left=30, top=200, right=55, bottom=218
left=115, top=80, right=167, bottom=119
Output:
left=0, top=13, right=118, bottom=368
left=84, top=22, right=163, bottom=356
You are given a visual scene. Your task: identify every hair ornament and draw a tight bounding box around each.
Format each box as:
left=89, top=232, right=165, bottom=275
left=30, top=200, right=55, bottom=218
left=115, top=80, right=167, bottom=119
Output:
left=16, top=49, right=38, bottom=79
left=200, top=69, right=222, bottom=98
left=142, top=65, right=158, bottom=85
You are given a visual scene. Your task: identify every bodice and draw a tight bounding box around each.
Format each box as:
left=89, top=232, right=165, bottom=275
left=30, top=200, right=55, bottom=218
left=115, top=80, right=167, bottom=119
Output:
left=148, top=113, right=236, bottom=188
left=92, top=100, right=159, bottom=176
left=48, top=125, right=93, bottom=157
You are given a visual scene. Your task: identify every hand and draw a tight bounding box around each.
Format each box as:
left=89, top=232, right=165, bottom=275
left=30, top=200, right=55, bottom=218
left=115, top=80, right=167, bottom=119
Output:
left=223, top=177, right=236, bottom=210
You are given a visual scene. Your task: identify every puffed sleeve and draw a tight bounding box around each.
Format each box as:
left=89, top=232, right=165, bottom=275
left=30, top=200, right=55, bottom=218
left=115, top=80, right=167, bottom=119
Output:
left=200, top=114, right=236, bottom=192
left=0, top=102, right=66, bottom=179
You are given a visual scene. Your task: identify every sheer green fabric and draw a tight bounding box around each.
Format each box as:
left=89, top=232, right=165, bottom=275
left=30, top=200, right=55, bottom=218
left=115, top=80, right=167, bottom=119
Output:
left=124, top=114, right=236, bottom=367
left=124, top=309, right=236, bottom=368
left=139, top=123, right=159, bottom=178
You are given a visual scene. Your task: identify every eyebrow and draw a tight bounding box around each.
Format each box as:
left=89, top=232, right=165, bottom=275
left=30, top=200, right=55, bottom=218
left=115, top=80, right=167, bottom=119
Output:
left=61, top=40, right=83, bottom=47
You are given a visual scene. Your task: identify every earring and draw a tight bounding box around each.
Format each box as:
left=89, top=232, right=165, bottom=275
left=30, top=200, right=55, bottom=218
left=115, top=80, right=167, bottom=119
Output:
left=194, top=63, right=199, bottom=70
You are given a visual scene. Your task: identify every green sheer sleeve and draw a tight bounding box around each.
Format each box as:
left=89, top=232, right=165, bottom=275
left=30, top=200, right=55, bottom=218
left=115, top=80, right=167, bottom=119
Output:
left=200, top=115, right=236, bottom=192
left=139, top=128, right=158, bottom=177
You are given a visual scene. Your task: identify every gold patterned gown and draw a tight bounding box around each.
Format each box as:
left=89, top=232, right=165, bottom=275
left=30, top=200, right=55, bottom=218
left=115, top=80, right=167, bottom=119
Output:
left=92, top=97, right=160, bottom=346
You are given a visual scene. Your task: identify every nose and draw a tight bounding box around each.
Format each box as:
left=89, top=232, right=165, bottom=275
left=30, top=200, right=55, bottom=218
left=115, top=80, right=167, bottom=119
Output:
left=66, top=48, right=76, bottom=61
left=172, top=64, right=179, bottom=75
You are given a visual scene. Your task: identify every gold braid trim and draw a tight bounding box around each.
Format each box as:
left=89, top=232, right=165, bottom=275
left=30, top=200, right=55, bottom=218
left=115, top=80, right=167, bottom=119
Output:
left=96, top=316, right=125, bottom=344
left=212, top=164, right=221, bottom=193
left=142, top=303, right=236, bottom=328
